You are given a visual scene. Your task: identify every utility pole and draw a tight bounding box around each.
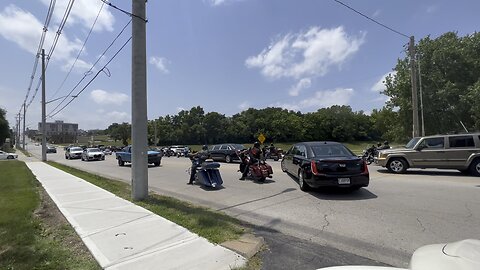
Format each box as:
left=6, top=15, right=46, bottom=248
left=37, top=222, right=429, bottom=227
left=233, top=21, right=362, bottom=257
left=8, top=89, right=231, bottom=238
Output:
left=41, top=49, right=47, bottom=162
left=409, top=36, right=420, bottom=137
left=23, top=103, right=26, bottom=149
left=417, top=54, right=425, bottom=136
left=15, top=114, right=19, bottom=148
left=131, top=0, right=148, bottom=200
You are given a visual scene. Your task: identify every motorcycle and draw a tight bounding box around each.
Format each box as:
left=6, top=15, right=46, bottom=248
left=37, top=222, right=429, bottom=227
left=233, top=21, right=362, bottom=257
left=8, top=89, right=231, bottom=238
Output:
left=189, top=156, right=223, bottom=188
left=362, top=145, right=377, bottom=165
left=238, top=149, right=273, bottom=182
left=262, top=147, right=283, bottom=161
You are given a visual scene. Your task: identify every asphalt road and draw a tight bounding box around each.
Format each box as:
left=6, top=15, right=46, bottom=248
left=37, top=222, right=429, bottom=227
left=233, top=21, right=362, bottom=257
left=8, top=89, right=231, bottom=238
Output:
left=27, top=144, right=480, bottom=268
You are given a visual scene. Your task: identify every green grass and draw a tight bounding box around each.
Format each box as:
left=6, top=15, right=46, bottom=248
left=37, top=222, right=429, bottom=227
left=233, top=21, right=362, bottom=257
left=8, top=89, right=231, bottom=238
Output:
left=0, top=160, right=99, bottom=270
left=18, top=148, right=31, bottom=157
left=46, top=161, right=248, bottom=244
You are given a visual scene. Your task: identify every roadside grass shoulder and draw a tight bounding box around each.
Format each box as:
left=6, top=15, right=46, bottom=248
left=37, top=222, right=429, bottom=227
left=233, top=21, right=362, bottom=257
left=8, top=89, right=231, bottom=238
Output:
left=0, top=160, right=99, bottom=269
left=46, top=161, right=248, bottom=244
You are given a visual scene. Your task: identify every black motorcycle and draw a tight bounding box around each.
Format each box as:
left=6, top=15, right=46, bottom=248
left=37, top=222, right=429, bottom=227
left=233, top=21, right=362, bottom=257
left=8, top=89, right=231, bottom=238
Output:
left=189, top=156, right=223, bottom=188
left=362, top=146, right=378, bottom=165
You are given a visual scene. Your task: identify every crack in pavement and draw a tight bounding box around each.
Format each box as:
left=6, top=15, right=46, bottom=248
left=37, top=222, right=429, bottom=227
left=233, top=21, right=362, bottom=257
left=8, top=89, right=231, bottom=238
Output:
left=465, top=203, right=473, bottom=219
left=416, top=217, right=426, bottom=232
left=321, top=213, right=330, bottom=231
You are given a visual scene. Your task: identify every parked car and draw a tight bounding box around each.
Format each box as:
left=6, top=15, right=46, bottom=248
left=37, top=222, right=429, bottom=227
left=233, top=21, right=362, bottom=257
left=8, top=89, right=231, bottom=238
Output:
left=103, top=148, right=112, bottom=155
left=375, top=133, right=480, bottom=176
left=65, top=146, right=83, bottom=159
left=209, top=143, right=246, bottom=163
left=115, top=146, right=161, bottom=166
left=0, top=150, right=18, bottom=160
left=46, top=145, right=57, bottom=153
left=170, top=145, right=188, bottom=156
left=281, top=141, right=369, bottom=191
left=81, top=148, right=105, bottom=161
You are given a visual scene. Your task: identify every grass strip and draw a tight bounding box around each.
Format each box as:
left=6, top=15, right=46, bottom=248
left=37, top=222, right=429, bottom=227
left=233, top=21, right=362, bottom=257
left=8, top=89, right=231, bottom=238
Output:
left=46, top=161, right=248, bottom=244
left=0, top=160, right=99, bottom=270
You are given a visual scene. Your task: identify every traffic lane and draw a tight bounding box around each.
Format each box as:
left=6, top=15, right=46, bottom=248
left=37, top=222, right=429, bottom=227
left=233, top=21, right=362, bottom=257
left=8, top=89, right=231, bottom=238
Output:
left=28, top=146, right=480, bottom=267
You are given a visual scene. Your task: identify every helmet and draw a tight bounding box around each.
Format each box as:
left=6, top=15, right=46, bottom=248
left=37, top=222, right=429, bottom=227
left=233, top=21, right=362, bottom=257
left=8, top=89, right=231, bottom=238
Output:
left=384, top=141, right=389, bottom=145
left=202, top=145, right=208, bottom=150
left=270, top=143, right=274, bottom=146
left=377, top=142, right=382, bottom=147
left=253, top=141, right=260, bottom=148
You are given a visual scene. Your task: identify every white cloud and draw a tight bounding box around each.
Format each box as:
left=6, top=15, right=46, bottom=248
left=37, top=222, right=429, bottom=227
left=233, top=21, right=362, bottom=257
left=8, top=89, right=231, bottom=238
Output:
left=0, top=5, right=92, bottom=70
left=246, top=26, right=365, bottom=80
left=271, top=88, right=354, bottom=111
left=371, top=71, right=396, bottom=92
left=289, top=78, right=311, bottom=96
left=238, top=101, right=249, bottom=110
left=149, top=56, right=170, bottom=74
left=106, top=111, right=130, bottom=122
left=206, top=0, right=242, bottom=6
left=90, top=89, right=128, bottom=105
left=40, top=0, right=115, bottom=32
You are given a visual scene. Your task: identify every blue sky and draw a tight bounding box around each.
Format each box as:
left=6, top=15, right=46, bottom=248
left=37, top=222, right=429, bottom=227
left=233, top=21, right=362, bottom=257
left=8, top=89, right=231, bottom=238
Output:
left=0, top=0, right=478, bottom=130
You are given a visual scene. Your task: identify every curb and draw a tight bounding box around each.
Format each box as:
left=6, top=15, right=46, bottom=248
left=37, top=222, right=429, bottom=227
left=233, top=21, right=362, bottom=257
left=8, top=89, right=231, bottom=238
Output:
left=221, top=233, right=265, bottom=259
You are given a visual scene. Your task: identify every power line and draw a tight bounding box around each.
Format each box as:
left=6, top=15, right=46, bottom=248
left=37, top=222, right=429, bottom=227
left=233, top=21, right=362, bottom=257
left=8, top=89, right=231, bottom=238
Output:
left=49, top=1, right=106, bottom=100
left=20, top=0, right=56, bottom=113
left=332, top=0, right=410, bottom=39
left=48, top=36, right=132, bottom=118
left=26, top=0, right=76, bottom=109
left=47, top=19, right=132, bottom=117
left=99, top=0, right=147, bottom=22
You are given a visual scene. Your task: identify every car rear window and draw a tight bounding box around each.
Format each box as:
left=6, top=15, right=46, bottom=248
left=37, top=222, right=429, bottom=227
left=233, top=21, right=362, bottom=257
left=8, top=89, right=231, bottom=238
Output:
left=311, top=144, right=353, bottom=157
left=449, top=136, right=474, bottom=148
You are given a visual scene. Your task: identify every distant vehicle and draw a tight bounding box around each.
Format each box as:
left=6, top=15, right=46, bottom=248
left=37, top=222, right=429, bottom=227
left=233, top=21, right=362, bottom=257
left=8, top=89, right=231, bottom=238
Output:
left=65, top=147, right=83, bottom=159
left=103, top=148, right=112, bottom=155
left=209, top=143, right=246, bottom=163
left=35, top=142, right=40, bottom=146
left=170, top=145, right=187, bottom=156
left=46, top=145, right=57, bottom=153
left=281, top=142, right=369, bottom=191
left=0, top=150, right=18, bottom=160
left=115, top=146, right=161, bottom=166
left=375, top=133, right=480, bottom=176
left=318, top=239, right=480, bottom=270
left=81, top=148, right=105, bottom=161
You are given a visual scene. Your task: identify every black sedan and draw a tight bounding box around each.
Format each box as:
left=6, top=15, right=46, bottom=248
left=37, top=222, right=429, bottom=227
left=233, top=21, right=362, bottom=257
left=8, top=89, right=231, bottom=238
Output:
left=281, top=141, right=369, bottom=191
left=209, top=144, right=245, bottom=163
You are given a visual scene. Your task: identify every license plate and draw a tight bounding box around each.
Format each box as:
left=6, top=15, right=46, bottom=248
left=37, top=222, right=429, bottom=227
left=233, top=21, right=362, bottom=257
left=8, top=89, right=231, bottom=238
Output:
left=338, top=178, right=350, bottom=184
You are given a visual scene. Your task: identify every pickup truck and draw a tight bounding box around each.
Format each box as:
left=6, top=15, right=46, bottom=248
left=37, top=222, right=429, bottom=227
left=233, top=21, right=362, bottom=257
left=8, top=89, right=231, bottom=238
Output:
left=116, top=146, right=162, bottom=167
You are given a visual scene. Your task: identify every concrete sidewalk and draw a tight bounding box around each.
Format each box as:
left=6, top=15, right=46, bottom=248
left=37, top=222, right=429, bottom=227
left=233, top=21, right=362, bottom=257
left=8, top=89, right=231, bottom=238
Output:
left=26, top=161, right=246, bottom=270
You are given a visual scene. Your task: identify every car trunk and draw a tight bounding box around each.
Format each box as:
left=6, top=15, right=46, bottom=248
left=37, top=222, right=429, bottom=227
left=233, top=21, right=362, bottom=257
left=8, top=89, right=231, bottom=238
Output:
left=312, top=156, right=365, bottom=175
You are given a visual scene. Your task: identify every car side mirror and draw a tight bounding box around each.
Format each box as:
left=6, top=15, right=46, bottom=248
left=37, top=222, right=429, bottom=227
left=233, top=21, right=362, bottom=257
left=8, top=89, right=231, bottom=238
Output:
left=416, top=145, right=425, bottom=151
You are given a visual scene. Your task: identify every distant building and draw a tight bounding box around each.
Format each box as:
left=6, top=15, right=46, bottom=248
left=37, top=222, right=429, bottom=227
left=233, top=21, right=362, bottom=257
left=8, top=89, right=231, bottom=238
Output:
left=38, top=120, right=78, bottom=143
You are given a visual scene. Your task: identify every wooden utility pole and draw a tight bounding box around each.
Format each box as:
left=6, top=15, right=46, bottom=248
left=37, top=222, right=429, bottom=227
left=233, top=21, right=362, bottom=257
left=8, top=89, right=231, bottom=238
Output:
left=41, top=49, right=47, bottom=161
left=409, top=36, right=420, bottom=137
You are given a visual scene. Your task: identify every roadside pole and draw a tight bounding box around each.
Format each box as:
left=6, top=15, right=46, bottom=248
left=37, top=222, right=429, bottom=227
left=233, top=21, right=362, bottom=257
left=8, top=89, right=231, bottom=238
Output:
left=131, top=0, right=148, bottom=200
left=23, top=103, right=26, bottom=149
left=409, top=36, right=420, bottom=137
left=41, top=49, right=47, bottom=162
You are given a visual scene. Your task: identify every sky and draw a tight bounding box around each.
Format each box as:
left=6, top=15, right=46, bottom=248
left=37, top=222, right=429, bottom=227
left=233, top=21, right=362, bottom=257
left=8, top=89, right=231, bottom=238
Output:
left=0, top=0, right=479, bottom=130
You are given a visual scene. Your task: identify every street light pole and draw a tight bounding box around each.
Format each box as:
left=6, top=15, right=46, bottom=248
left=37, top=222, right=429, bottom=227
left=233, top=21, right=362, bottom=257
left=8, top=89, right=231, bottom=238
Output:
left=131, top=0, right=148, bottom=200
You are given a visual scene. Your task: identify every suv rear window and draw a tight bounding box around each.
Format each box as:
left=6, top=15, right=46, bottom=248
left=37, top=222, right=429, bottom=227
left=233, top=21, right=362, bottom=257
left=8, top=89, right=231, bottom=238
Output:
left=449, top=136, right=474, bottom=148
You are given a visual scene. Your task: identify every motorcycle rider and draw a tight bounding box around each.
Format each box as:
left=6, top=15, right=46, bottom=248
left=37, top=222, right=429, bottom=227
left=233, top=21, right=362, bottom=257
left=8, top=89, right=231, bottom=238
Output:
left=188, top=145, right=211, bottom=185
left=379, top=141, right=390, bottom=150
left=239, top=141, right=262, bottom=180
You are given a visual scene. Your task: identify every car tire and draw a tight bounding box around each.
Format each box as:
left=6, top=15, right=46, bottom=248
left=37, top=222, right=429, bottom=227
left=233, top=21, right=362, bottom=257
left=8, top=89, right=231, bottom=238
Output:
left=7, top=155, right=14, bottom=159
left=298, top=169, right=310, bottom=191
left=154, top=161, right=160, bottom=167
left=458, top=169, right=470, bottom=175
left=469, top=158, right=480, bottom=177
left=118, top=158, right=125, bottom=166
left=387, top=158, right=407, bottom=173
left=102, top=156, right=105, bottom=160
left=225, top=155, right=232, bottom=163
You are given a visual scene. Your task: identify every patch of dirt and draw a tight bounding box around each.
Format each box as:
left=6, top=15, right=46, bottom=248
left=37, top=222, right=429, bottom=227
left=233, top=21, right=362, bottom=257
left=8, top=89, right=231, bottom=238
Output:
left=34, top=185, right=98, bottom=265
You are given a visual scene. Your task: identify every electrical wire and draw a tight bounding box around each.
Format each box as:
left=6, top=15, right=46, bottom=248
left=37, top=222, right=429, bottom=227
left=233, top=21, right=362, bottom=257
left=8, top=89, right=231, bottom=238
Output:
left=332, top=0, right=410, bottom=39
left=48, top=36, right=132, bottom=118
left=19, top=0, right=56, bottom=114
left=49, top=1, right=106, bottom=100
left=99, top=0, right=147, bottom=22
left=26, top=0, right=76, bottom=109
left=47, top=19, right=132, bottom=117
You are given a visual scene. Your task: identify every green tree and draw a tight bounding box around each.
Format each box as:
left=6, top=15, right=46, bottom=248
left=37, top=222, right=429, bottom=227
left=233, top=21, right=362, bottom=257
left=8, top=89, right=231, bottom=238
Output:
left=0, top=108, right=10, bottom=146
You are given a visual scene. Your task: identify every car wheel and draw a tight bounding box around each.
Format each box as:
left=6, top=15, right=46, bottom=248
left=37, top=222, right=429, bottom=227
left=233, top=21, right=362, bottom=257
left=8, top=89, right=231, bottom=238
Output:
left=118, top=158, right=125, bottom=166
left=225, top=155, right=232, bottom=163
left=470, top=159, right=480, bottom=177
left=281, top=160, right=287, bottom=172
left=102, top=156, right=105, bottom=160
left=387, top=158, right=407, bottom=173
left=154, top=161, right=160, bottom=167
left=298, top=169, right=310, bottom=191
left=7, top=155, right=14, bottom=159
left=81, top=156, right=84, bottom=161
left=458, top=169, right=470, bottom=175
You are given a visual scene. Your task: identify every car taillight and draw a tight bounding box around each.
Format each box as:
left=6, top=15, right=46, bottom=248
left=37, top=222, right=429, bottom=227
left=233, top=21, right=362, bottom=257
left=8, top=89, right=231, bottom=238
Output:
left=362, top=160, right=369, bottom=174
left=311, top=160, right=320, bottom=175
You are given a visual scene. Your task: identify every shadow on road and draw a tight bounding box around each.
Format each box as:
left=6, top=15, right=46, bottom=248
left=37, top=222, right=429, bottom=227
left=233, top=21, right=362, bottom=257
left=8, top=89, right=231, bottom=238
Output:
left=217, top=188, right=296, bottom=211
left=375, top=168, right=471, bottom=177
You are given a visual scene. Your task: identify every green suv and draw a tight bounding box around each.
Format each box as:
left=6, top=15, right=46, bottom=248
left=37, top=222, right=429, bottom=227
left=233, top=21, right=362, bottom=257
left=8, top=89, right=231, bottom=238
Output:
left=375, top=133, right=480, bottom=176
